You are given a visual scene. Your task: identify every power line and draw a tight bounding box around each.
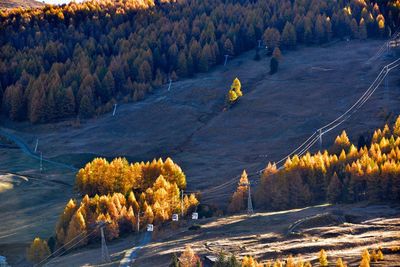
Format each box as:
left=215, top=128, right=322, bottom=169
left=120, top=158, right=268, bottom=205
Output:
left=188, top=41, right=400, bottom=201
left=35, top=226, right=98, bottom=266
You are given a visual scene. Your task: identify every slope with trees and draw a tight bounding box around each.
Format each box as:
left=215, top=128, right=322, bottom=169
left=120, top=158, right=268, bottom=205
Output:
left=249, top=116, right=400, bottom=211
left=0, top=0, right=398, bottom=123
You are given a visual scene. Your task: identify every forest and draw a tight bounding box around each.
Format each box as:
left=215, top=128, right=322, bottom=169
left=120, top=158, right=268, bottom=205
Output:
left=26, top=157, right=198, bottom=263
left=0, top=0, right=399, bottom=123
left=229, top=116, right=400, bottom=212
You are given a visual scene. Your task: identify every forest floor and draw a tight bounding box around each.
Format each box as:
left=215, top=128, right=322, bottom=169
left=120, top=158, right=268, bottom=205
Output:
left=1, top=39, right=400, bottom=265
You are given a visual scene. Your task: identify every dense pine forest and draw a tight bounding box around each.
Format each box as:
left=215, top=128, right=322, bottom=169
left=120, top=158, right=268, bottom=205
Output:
left=0, top=0, right=399, bottom=123
left=229, top=117, right=400, bottom=213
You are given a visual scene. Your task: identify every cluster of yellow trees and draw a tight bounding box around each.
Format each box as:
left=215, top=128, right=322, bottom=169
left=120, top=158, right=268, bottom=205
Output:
left=76, top=157, right=186, bottom=195
left=56, top=157, right=197, bottom=247
left=251, top=117, right=400, bottom=210
left=27, top=157, right=198, bottom=263
left=209, top=247, right=383, bottom=267
left=228, top=78, right=243, bottom=103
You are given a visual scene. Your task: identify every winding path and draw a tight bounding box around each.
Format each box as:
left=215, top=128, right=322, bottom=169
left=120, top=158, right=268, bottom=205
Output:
left=0, top=127, right=77, bottom=171
left=119, top=232, right=152, bottom=267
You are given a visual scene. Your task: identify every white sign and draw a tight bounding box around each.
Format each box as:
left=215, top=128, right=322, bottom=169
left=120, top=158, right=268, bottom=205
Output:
left=147, top=224, right=153, bottom=232
left=192, top=212, right=198, bottom=220
left=172, top=214, right=179, bottom=221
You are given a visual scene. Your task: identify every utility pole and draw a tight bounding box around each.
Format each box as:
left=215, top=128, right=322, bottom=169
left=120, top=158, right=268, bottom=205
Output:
left=181, top=190, right=184, bottom=218
left=137, top=210, right=140, bottom=232
left=100, top=222, right=111, bottom=263
left=167, top=77, right=172, bottom=91
left=34, top=138, right=38, bottom=153
left=247, top=182, right=253, bottom=215
left=257, top=40, right=262, bottom=48
left=224, top=55, right=229, bottom=66
left=40, top=151, right=43, bottom=172
left=112, top=104, right=117, bottom=116
left=240, top=181, right=253, bottom=215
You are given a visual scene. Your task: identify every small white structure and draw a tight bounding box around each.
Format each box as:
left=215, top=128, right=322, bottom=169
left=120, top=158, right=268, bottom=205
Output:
left=192, top=212, right=198, bottom=220
left=172, top=214, right=179, bottom=221
left=146, top=224, right=153, bottom=232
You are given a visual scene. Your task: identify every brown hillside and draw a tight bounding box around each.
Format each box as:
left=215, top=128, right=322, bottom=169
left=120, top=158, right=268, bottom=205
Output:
left=0, top=0, right=44, bottom=9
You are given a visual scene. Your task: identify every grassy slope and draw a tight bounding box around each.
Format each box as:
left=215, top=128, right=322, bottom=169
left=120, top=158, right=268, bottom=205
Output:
left=0, top=0, right=44, bottom=9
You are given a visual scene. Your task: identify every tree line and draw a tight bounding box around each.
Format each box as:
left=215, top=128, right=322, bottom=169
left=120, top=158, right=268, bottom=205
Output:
left=169, top=245, right=386, bottom=267
left=229, top=116, right=400, bottom=212
left=1, top=0, right=398, bottom=123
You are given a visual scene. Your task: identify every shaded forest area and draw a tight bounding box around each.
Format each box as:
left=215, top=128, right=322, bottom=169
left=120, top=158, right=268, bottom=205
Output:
left=229, top=116, right=400, bottom=213
left=0, top=0, right=399, bottom=123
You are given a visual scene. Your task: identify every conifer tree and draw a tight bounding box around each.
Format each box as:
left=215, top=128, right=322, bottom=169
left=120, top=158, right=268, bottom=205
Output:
left=224, top=39, right=235, bottom=56
left=169, top=253, right=179, bottom=267
left=336, top=258, right=345, bottom=267
left=319, top=249, right=328, bottom=267
left=26, top=237, right=51, bottom=264
left=327, top=172, right=342, bottom=203
left=228, top=170, right=249, bottom=213
left=79, top=94, right=94, bottom=118
left=377, top=249, right=384, bottom=260
left=263, top=27, right=281, bottom=51
left=281, top=22, right=297, bottom=49
left=179, top=245, right=200, bottom=267
left=286, top=255, right=295, bottom=267
left=64, top=210, right=87, bottom=249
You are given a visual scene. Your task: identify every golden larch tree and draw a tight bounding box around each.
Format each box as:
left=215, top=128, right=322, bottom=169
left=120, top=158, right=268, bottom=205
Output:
left=228, top=170, right=249, bottom=213
left=26, top=237, right=51, bottom=264
left=319, top=249, right=328, bottom=267
left=179, top=245, right=201, bottom=267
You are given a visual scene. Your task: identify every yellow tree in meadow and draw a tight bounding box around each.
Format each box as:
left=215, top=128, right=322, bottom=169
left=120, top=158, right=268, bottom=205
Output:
left=228, top=78, right=243, bottom=103
left=26, top=237, right=51, bottom=264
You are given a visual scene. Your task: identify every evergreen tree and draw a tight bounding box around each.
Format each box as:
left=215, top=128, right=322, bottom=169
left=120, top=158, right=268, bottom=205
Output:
left=281, top=22, right=297, bottom=49
left=26, top=237, right=51, bottom=264
left=177, top=52, right=188, bottom=77
left=319, top=249, right=328, bottom=267
left=327, top=173, right=342, bottom=203
left=79, top=95, right=94, bottom=118
left=169, top=253, right=180, bottom=267
left=100, top=71, right=115, bottom=103
left=199, top=45, right=212, bottom=72
left=263, top=27, right=281, bottom=51
left=336, top=258, right=345, bottom=267
left=223, top=39, right=235, bottom=56
left=29, top=87, right=46, bottom=123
